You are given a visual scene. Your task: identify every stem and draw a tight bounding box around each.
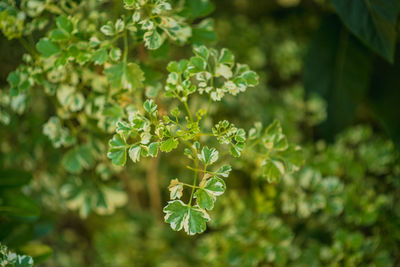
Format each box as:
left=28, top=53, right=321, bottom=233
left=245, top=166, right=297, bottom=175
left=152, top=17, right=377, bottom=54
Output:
left=180, top=182, right=200, bottom=189
left=183, top=100, right=193, bottom=123
left=186, top=165, right=214, bottom=174
left=205, top=96, right=212, bottom=116
left=188, top=149, right=199, bottom=206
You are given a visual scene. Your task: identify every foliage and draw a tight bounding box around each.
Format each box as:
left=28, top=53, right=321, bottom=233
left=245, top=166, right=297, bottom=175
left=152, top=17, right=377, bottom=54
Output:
left=0, top=243, right=33, bottom=267
left=0, top=0, right=399, bottom=266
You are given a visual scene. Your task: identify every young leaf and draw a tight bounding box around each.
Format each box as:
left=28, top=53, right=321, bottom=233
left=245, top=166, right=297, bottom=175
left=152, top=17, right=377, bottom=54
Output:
left=62, top=145, right=95, bottom=174
left=241, top=71, right=259, bottom=86
left=105, top=62, right=145, bottom=90
left=144, top=30, right=163, bottom=50
left=148, top=142, right=159, bottom=157
left=264, top=120, right=288, bottom=151
left=101, top=24, right=115, bottom=36
left=56, top=15, right=73, bottom=34
left=198, top=146, right=219, bottom=165
left=262, top=158, right=285, bottom=183
left=168, top=179, right=183, bottom=199
left=36, top=38, right=60, bottom=57
left=107, top=134, right=127, bottom=166
left=160, top=138, right=179, bottom=152
left=230, top=142, right=244, bottom=157
left=218, top=48, right=234, bottom=66
left=194, top=176, right=226, bottom=210
left=215, top=165, right=232, bottom=178
left=92, top=49, right=108, bottom=65
left=143, top=99, right=157, bottom=114
left=163, top=200, right=210, bottom=235
left=128, top=145, right=141, bottom=163
left=50, top=29, right=69, bottom=41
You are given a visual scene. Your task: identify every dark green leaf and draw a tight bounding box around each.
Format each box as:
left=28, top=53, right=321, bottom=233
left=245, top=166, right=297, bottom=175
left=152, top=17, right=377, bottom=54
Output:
left=304, top=17, right=372, bottom=138
left=0, top=169, right=32, bottom=187
left=36, top=38, right=60, bottom=57
left=56, top=15, right=73, bottom=34
left=330, top=0, right=400, bottom=62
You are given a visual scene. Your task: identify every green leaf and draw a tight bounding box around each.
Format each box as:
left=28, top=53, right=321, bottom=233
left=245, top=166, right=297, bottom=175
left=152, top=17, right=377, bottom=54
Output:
left=15, top=255, right=34, bottom=267
left=168, top=178, right=183, bottom=199
left=105, top=62, right=145, bottom=90
left=163, top=200, right=210, bottom=235
left=235, top=128, right=246, bottom=143
left=262, top=158, right=285, bottom=183
left=109, top=47, right=121, bottom=61
left=330, top=0, right=400, bottom=62
left=107, top=134, right=127, bottom=166
left=304, top=17, right=372, bottom=138
left=123, top=62, right=145, bottom=89
left=92, top=48, right=108, bottom=65
left=241, top=71, right=259, bottom=86
left=281, top=145, right=304, bottom=173
left=195, top=176, right=226, bottom=210
left=62, top=145, right=95, bottom=174
left=144, top=30, right=163, bottom=50
left=143, top=99, right=157, bottom=114
left=229, top=142, right=244, bottom=158
left=50, top=29, right=69, bottom=41
left=167, top=59, right=189, bottom=73
left=56, top=15, right=73, bottom=34
left=0, top=244, right=34, bottom=267
left=148, top=142, right=159, bottom=157
left=181, top=0, right=215, bottom=20
left=160, top=138, right=179, bottom=152
left=264, top=120, right=288, bottom=151
left=193, top=189, right=213, bottom=210
left=198, top=146, right=218, bottom=165
left=215, top=165, right=232, bottom=178
left=192, top=18, right=216, bottom=44
left=0, top=169, right=32, bottom=187
left=218, top=48, right=234, bottom=66
left=100, top=24, right=115, bottom=36
left=215, top=64, right=232, bottom=79
left=128, top=145, right=141, bottom=163
left=0, top=190, right=40, bottom=218
left=188, top=56, right=207, bottom=73
left=36, top=38, right=60, bottom=57
left=56, top=85, right=85, bottom=112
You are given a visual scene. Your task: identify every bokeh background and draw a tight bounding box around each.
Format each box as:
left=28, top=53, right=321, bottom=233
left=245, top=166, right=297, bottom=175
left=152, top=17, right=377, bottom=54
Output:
left=1, top=0, right=400, bottom=266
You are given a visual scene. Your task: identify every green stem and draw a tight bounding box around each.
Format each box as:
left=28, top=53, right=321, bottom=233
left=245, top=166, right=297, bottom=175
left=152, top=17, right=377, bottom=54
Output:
left=186, top=165, right=214, bottom=174
left=183, top=100, right=193, bottom=123
left=205, top=96, right=212, bottom=116
left=180, top=182, right=200, bottom=189
left=188, top=148, right=199, bottom=206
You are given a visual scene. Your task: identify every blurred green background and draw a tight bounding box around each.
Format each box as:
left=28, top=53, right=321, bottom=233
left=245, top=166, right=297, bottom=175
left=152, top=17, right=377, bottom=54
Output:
left=1, top=0, right=400, bottom=266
